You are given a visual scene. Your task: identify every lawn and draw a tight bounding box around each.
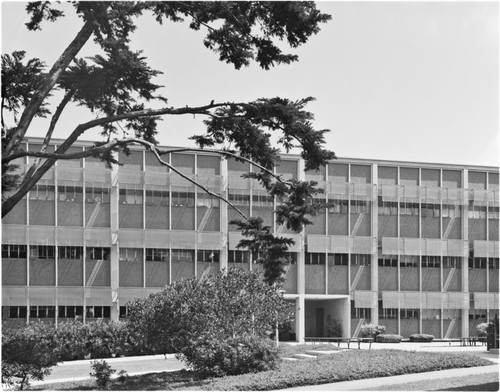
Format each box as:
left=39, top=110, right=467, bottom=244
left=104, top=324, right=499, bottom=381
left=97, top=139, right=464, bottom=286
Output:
left=30, top=349, right=494, bottom=391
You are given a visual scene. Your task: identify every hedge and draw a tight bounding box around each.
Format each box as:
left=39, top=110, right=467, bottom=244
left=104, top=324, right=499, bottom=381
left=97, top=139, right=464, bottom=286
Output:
left=409, top=334, right=435, bottom=342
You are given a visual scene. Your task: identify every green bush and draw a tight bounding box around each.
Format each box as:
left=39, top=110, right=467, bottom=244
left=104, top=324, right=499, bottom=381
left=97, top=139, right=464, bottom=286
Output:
left=2, top=322, right=61, bottom=390
left=128, top=268, right=294, bottom=376
left=409, top=334, right=435, bottom=342
left=90, top=359, right=115, bottom=389
left=359, top=323, right=386, bottom=338
left=180, top=334, right=280, bottom=377
left=476, top=323, right=489, bottom=337
left=376, top=334, right=403, bottom=343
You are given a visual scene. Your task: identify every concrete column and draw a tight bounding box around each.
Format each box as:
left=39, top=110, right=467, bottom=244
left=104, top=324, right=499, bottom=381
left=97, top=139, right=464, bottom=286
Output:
left=110, top=161, right=120, bottom=322
left=371, top=163, right=379, bottom=324
left=462, top=168, right=470, bottom=336
left=220, top=157, right=229, bottom=272
left=296, top=296, right=305, bottom=343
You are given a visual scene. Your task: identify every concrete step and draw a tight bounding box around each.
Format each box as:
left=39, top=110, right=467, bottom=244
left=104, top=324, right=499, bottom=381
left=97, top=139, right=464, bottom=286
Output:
left=304, top=350, right=341, bottom=356
left=282, top=357, right=299, bottom=362
left=292, top=353, right=318, bottom=360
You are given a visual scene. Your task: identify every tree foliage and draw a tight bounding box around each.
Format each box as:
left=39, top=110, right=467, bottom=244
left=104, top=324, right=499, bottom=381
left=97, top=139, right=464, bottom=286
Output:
left=1, top=322, right=61, bottom=390
left=1, top=1, right=335, bottom=283
left=127, top=268, right=294, bottom=375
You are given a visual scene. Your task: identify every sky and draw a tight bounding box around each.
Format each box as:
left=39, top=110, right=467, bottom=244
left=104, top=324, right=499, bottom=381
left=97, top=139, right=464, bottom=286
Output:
left=1, top=1, right=499, bottom=167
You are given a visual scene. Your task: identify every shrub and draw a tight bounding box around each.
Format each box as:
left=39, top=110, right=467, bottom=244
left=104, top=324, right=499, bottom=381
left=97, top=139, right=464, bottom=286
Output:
left=359, top=323, right=386, bottom=338
left=476, top=323, right=489, bottom=337
left=376, top=334, right=403, bottom=343
left=128, top=268, right=294, bottom=376
left=2, top=322, right=61, bottom=390
left=409, top=334, right=435, bottom=342
left=90, top=359, right=115, bottom=389
left=180, top=334, right=280, bottom=377
left=326, top=320, right=342, bottom=337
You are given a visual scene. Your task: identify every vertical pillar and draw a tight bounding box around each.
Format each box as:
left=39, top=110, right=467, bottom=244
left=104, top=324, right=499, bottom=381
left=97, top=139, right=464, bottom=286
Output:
left=371, top=163, right=379, bottom=324
left=462, top=168, right=470, bottom=336
left=110, top=160, right=120, bottom=322
left=296, top=158, right=306, bottom=343
left=296, top=296, right=305, bottom=343
left=220, top=156, right=229, bottom=272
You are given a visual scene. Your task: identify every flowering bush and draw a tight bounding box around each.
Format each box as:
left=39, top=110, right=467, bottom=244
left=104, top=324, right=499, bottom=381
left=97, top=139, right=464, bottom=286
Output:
left=359, top=323, right=386, bottom=338
left=476, top=323, right=489, bottom=337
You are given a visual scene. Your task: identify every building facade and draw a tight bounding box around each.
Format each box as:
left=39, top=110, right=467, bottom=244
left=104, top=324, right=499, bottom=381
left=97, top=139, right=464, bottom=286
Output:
left=2, top=138, right=499, bottom=341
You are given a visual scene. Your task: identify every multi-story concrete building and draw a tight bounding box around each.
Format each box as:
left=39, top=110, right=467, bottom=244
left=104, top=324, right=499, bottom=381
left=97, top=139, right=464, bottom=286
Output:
left=2, top=138, right=499, bottom=341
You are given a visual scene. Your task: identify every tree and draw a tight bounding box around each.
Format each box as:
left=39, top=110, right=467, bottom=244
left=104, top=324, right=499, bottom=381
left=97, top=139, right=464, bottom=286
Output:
left=1, top=322, right=62, bottom=390
left=127, top=268, right=294, bottom=376
left=1, top=1, right=335, bottom=283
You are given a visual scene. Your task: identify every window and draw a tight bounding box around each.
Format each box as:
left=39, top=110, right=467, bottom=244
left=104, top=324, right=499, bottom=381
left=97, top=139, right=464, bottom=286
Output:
left=58, top=182, right=83, bottom=202
left=400, top=309, right=419, bottom=319
left=228, top=190, right=250, bottom=205
left=145, top=188, right=169, bottom=206
left=197, top=250, right=219, bottom=263
left=2, top=244, right=27, bottom=259
left=171, top=190, right=195, bottom=207
left=58, top=306, right=83, bottom=318
left=350, top=199, right=369, bottom=214
left=146, top=248, right=168, bottom=262
left=8, top=306, right=27, bottom=318
left=421, top=203, right=440, bottom=218
left=378, top=255, right=398, bottom=267
left=305, top=252, right=326, bottom=265
left=288, top=252, right=298, bottom=265
left=351, top=306, right=371, bottom=319
left=488, top=258, right=499, bottom=269
left=58, top=246, right=83, bottom=259
left=29, top=306, right=55, bottom=318
left=228, top=250, right=250, bottom=263
left=30, top=245, right=55, bottom=259
left=400, top=202, right=419, bottom=216
left=378, top=197, right=397, bottom=215
left=29, top=182, right=55, bottom=200
left=119, top=306, right=130, bottom=318
left=173, top=249, right=195, bottom=262
left=119, top=186, right=143, bottom=204
left=488, top=206, right=499, bottom=219
left=328, top=253, right=348, bottom=266
left=351, top=254, right=371, bottom=266
left=380, top=308, right=398, bottom=319
left=85, top=184, right=110, bottom=204
left=469, top=257, right=487, bottom=269
left=86, top=247, right=109, bottom=260
left=399, top=255, right=418, bottom=267
left=329, top=199, right=348, bottom=214
left=422, top=256, right=440, bottom=268
left=443, top=257, right=461, bottom=269
left=442, top=204, right=461, bottom=218
left=252, top=192, right=273, bottom=206
left=86, top=306, right=110, bottom=318
left=468, top=202, right=486, bottom=219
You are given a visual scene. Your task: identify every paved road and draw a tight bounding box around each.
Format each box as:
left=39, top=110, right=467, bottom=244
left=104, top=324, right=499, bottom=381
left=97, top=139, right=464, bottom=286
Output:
left=34, top=354, right=185, bottom=385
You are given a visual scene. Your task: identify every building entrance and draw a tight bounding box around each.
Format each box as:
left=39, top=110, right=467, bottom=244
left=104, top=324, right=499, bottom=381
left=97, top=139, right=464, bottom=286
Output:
left=304, top=297, right=349, bottom=339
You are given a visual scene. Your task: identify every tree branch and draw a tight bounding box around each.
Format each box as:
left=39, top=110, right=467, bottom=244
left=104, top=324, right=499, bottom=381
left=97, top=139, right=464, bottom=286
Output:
left=3, top=19, right=95, bottom=157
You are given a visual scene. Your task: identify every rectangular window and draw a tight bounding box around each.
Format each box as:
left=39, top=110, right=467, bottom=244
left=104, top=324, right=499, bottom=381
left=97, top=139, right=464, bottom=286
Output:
left=29, top=306, right=55, bottom=318
left=380, top=308, right=398, bottom=319
left=171, top=191, right=195, bottom=207
left=351, top=307, right=371, bottom=319
left=252, top=192, right=273, bottom=206
left=350, top=199, right=369, bottom=214
left=196, top=250, right=218, bottom=263
left=58, top=306, right=83, bottom=318
left=328, top=253, right=348, bottom=266
left=378, top=255, right=398, bottom=267
left=119, top=306, right=129, bottom=318
left=422, top=256, right=441, bottom=268
left=30, top=245, right=55, bottom=259
left=145, top=188, right=169, bottom=206
left=228, top=250, right=250, bottom=263
left=488, top=258, right=499, bottom=269
left=58, top=246, right=83, bottom=259
left=145, top=248, right=168, bottom=262
left=400, top=309, right=419, bottom=319
left=9, top=306, right=27, bottom=318
left=85, top=184, right=110, bottom=204
left=443, top=257, right=461, bottom=269
left=351, top=254, right=371, bottom=266
left=2, top=244, right=27, bottom=258
left=399, top=255, right=417, bottom=267
left=400, top=202, right=419, bottom=216
left=86, top=306, right=110, bottom=318
left=378, top=197, right=397, bottom=215
left=228, top=190, right=251, bottom=205
left=119, top=186, right=143, bottom=204
left=305, top=252, right=326, bottom=265
left=86, top=247, right=109, bottom=260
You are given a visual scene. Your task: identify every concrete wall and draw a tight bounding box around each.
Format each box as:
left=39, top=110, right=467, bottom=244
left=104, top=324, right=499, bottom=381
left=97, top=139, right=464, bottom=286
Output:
left=400, top=267, right=419, bottom=291
left=422, top=269, right=440, bottom=291
left=305, top=265, right=325, bottom=294
left=58, top=259, right=83, bottom=286
left=2, top=259, right=27, bottom=285
left=378, top=267, right=398, bottom=291
left=327, top=266, right=348, bottom=294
